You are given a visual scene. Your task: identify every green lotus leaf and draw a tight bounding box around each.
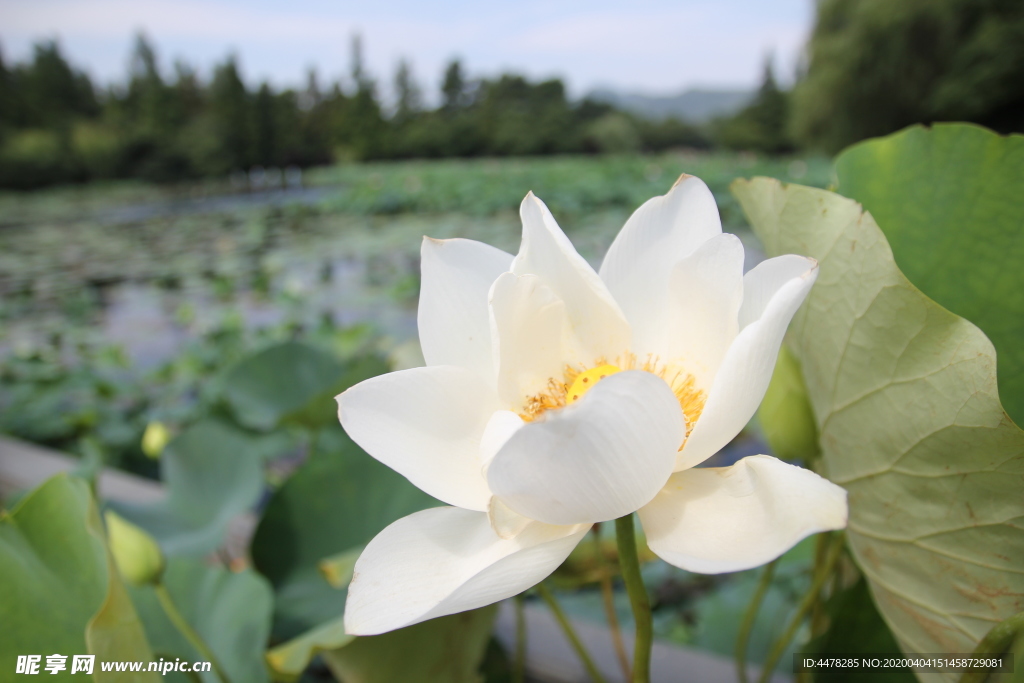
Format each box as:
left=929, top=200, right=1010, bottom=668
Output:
left=222, top=341, right=388, bottom=431
left=732, top=177, right=1024, bottom=665
left=266, top=614, right=353, bottom=683
left=128, top=558, right=274, bottom=683
left=251, top=424, right=436, bottom=640
left=321, top=606, right=498, bottom=683
left=111, top=419, right=263, bottom=557
left=0, top=474, right=158, bottom=681
left=835, top=123, right=1024, bottom=426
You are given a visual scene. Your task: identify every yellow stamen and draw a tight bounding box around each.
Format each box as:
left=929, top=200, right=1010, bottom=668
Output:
left=565, top=364, right=622, bottom=404
left=519, top=353, right=707, bottom=447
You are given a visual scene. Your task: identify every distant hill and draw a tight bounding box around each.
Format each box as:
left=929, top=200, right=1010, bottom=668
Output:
left=587, top=87, right=754, bottom=123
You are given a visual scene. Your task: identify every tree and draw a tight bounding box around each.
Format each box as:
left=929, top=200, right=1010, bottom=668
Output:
left=441, top=59, right=468, bottom=111
left=393, top=59, right=421, bottom=123
left=251, top=83, right=277, bottom=166
left=125, top=33, right=175, bottom=136
left=208, top=55, right=252, bottom=172
left=715, top=56, right=792, bottom=154
left=791, top=0, right=1024, bottom=152
left=17, top=40, right=97, bottom=128
left=0, top=45, right=13, bottom=131
left=350, top=33, right=368, bottom=91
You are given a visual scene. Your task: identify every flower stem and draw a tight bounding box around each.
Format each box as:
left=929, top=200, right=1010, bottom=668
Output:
left=594, top=528, right=631, bottom=681
left=536, top=583, right=609, bottom=683
left=757, top=532, right=845, bottom=683
left=615, top=513, right=653, bottom=683
left=513, top=594, right=527, bottom=683
left=735, top=559, right=778, bottom=683
left=154, top=582, right=231, bottom=683
left=958, top=609, right=1024, bottom=683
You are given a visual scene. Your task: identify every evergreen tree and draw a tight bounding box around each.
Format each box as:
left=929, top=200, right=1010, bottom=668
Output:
left=715, top=56, right=792, bottom=154
left=441, top=59, right=468, bottom=111
left=350, top=33, right=368, bottom=91
left=252, top=82, right=277, bottom=166
left=126, top=33, right=174, bottom=135
left=18, top=40, right=96, bottom=128
left=208, top=55, right=252, bottom=172
left=0, top=45, right=13, bottom=131
left=393, top=59, right=421, bottom=123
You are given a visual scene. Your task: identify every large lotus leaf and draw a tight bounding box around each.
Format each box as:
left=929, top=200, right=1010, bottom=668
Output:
left=321, top=606, right=498, bottom=683
left=222, top=341, right=388, bottom=431
left=834, top=124, right=1024, bottom=426
left=222, top=341, right=343, bottom=431
left=732, top=177, right=1024, bottom=667
left=251, top=424, right=436, bottom=639
left=0, top=474, right=158, bottom=681
left=128, top=558, right=274, bottom=683
left=111, top=419, right=263, bottom=557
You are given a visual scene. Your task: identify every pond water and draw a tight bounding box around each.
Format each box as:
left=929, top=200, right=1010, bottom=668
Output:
left=2, top=180, right=767, bottom=378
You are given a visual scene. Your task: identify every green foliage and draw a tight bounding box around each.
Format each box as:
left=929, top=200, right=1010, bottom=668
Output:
left=321, top=606, right=498, bottom=683
left=714, top=58, right=793, bottom=154
left=265, top=548, right=496, bottom=683
left=758, top=344, right=820, bottom=462
left=251, top=425, right=437, bottom=639
left=792, top=0, right=1024, bottom=152
left=834, top=123, right=1024, bottom=426
left=585, top=112, right=642, bottom=153
left=0, top=35, right=735, bottom=189
left=805, top=578, right=915, bottom=682
left=221, top=341, right=348, bottom=431
left=308, top=152, right=832, bottom=222
left=733, top=176, right=1024, bottom=655
left=128, top=559, right=274, bottom=683
left=0, top=474, right=157, bottom=679
left=266, top=614, right=354, bottom=681
left=111, top=419, right=264, bottom=556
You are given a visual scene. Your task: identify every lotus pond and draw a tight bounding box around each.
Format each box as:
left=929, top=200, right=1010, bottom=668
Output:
left=3, top=129, right=1021, bottom=683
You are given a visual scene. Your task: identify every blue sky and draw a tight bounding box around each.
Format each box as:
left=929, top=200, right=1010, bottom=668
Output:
left=0, top=0, right=813, bottom=100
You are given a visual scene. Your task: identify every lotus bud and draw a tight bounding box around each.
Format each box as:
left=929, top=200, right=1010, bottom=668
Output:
left=141, top=421, right=171, bottom=459
left=105, top=510, right=165, bottom=586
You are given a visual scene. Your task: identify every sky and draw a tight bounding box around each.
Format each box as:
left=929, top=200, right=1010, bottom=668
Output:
left=0, top=0, right=814, bottom=101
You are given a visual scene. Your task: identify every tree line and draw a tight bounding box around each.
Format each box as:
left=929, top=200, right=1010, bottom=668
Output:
left=0, top=34, right=709, bottom=189
left=1, top=0, right=1021, bottom=188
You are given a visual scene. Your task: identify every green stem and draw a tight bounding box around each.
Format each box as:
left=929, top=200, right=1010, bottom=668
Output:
left=536, top=583, right=609, bottom=683
left=513, top=594, right=527, bottom=683
left=736, top=559, right=778, bottom=683
left=758, top=533, right=845, bottom=683
left=154, top=582, right=231, bottom=683
left=616, top=513, right=653, bottom=683
left=958, top=610, right=1024, bottom=683
left=594, top=529, right=631, bottom=682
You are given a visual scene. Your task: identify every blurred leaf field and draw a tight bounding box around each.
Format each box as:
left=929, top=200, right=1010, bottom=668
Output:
left=0, top=152, right=829, bottom=472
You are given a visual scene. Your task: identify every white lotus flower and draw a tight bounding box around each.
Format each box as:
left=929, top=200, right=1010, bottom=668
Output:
left=337, top=175, right=847, bottom=636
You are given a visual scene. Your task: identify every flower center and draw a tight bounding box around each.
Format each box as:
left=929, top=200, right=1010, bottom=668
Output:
left=519, top=354, right=708, bottom=445
left=565, top=364, right=622, bottom=404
